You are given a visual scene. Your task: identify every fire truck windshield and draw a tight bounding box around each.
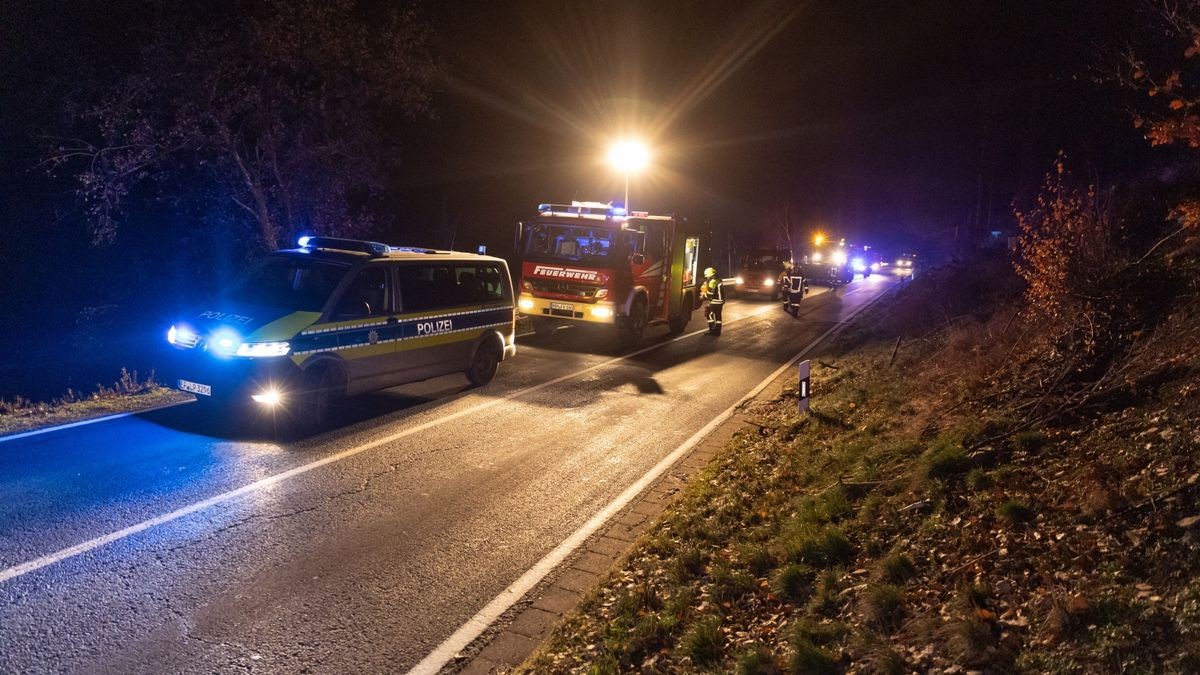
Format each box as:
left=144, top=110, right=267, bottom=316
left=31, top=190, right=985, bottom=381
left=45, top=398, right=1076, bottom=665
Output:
left=524, top=223, right=619, bottom=263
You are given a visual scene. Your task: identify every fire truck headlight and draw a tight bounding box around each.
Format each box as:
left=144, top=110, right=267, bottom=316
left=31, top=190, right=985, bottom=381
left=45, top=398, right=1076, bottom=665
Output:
left=591, top=307, right=614, bottom=318
left=833, top=252, right=848, bottom=265
left=595, top=288, right=609, bottom=300
left=763, top=278, right=774, bottom=287
left=518, top=298, right=535, bottom=310
left=521, top=279, right=532, bottom=291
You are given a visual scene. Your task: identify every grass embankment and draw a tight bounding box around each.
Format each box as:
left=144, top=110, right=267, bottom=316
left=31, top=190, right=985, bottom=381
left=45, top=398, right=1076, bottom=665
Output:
left=521, top=258, right=1200, bottom=673
left=0, top=368, right=186, bottom=437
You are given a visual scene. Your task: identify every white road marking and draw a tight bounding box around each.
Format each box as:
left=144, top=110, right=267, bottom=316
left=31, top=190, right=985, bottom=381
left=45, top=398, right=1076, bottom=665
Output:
left=0, top=400, right=191, bottom=445
left=406, top=281, right=894, bottom=675
left=0, top=300, right=792, bottom=585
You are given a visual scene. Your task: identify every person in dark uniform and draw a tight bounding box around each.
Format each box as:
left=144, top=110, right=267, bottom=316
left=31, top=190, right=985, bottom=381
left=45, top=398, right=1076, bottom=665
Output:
left=779, top=261, right=805, bottom=317
left=701, top=266, right=725, bottom=335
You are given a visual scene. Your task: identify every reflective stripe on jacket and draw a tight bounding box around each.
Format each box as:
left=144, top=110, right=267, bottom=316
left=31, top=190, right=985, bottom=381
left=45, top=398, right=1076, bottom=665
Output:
left=705, top=278, right=725, bottom=304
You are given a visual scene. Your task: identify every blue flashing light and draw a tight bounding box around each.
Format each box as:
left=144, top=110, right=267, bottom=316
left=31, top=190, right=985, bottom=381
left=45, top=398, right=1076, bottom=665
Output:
left=610, top=206, right=628, bottom=217
left=209, top=328, right=242, bottom=357
left=851, top=257, right=867, bottom=272
left=298, top=235, right=312, bottom=247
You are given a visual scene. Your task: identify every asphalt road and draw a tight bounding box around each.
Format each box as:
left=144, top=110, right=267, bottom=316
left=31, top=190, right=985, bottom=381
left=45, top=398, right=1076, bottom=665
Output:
left=0, top=273, right=899, bottom=674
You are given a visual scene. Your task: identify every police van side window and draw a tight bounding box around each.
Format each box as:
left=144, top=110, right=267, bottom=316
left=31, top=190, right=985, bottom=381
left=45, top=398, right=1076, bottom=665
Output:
left=397, top=265, right=453, bottom=313
left=333, top=265, right=390, bottom=319
left=475, top=265, right=510, bottom=302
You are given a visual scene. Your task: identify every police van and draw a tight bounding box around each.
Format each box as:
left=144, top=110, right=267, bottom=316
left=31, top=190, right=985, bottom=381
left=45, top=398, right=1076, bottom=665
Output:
left=164, top=237, right=517, bottom=426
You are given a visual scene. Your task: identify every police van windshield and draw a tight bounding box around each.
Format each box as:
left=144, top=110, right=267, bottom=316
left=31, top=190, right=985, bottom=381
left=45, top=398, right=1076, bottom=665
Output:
left=524, top=223, right=618, bottom=263
left=221, top=256, right=348, bottom=312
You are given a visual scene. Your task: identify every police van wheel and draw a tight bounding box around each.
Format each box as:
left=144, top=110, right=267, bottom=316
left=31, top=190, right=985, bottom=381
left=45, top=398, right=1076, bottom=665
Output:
left=620, top=298, right=647, bottom=348
left=466, top=341, right=501, bottom=386
left=770, top=289, right=779, bottom=302
left=299, top=367, right=336, bottom=429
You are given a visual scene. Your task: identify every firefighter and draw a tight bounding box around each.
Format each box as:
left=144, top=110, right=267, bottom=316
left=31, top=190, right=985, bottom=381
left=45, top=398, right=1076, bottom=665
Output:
left=780, top=262, right=804, bottom=317
left=701, top=266, right=725, bottom=335
left=778, top=262, right=794, bottom=311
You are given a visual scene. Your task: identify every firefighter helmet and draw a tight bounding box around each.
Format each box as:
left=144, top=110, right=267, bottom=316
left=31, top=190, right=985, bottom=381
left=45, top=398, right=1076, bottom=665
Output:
left=704, top=267, right=717, bottom=279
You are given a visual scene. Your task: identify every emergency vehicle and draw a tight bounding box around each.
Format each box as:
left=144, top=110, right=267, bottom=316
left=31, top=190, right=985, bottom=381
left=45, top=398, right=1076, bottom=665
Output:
left=515, top=202, right=702, bottom=347
left=163, top=236, right=517, bottom=427
left=734, top=247, right=792, bottom=300
left=799, top=238, right=856, bottom=286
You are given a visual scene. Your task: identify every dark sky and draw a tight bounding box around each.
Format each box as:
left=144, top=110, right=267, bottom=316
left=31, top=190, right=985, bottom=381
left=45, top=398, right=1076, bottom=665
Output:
left=0, top=0, right=1151, bottom=259
left=392, top=0, right=1146, bottom=256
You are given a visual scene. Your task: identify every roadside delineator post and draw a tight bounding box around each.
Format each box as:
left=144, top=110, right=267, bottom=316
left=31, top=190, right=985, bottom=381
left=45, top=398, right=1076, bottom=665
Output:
left=798, top=359, right=811, bottom=413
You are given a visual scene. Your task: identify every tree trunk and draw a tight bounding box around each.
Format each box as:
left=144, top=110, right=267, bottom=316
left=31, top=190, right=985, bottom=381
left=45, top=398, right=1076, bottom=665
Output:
left=231, top=146, right=277, bottom=249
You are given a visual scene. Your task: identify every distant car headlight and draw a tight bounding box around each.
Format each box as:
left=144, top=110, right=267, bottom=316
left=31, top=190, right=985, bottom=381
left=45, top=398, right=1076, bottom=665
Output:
left=811, top=252, right=823, bottom=262
left=236, top=341, right=291, bottom=357
left=763, top=278, right=774, bottom=287
left=735, top=276, right=745, bottom=285
left=871, top=262, right=881, bottom=271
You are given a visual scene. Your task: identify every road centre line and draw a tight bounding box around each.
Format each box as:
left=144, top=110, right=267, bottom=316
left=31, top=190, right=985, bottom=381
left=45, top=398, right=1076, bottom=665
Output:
left=407, top=282, right=894, bottom=675
left=0, top=299, right=792, bottom=585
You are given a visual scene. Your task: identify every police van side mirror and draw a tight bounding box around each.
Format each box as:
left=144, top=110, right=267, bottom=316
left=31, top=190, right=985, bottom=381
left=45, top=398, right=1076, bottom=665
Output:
left=630, top=253, right=645, bottom=265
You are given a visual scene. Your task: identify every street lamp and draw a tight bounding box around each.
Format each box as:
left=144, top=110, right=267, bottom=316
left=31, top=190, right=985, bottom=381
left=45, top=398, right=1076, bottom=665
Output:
left=606, top=140, right=649, bottom=212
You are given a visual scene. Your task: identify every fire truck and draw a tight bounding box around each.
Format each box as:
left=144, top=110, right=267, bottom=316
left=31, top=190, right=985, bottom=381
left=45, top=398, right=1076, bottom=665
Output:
left=515, top=202, right=703, bottom=347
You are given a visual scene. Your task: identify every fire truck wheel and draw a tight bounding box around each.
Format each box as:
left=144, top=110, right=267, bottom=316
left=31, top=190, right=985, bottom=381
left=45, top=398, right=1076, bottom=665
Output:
left=620, top=298, right=647, bottom=348
left=531, top=317, right=557, bottom=337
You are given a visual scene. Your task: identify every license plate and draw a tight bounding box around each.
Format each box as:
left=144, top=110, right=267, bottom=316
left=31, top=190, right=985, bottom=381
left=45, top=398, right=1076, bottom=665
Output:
left=178, top=379, right=212, bottom=396
left=550, top=302, right=574, bottom=311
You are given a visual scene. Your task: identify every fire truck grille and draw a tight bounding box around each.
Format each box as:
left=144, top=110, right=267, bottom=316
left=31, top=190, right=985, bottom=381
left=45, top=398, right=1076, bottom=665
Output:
left=530, top=279, right=600, bottom=298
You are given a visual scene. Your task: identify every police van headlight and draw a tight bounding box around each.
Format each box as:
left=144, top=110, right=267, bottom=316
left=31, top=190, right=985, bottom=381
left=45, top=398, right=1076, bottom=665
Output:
left=763, top=278, right=774, bottom=287
left=167, top=324, right=200, bottom=348
left=735, top=276, right=745, bottom=285
left=235, top=341, right=291, bottom=357
left=251, top=388, right=284, bottom=406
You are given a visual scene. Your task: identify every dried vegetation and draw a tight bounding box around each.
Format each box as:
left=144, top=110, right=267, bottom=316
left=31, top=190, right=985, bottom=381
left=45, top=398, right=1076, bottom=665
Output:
left=520, top=195, right=1200, bottom=671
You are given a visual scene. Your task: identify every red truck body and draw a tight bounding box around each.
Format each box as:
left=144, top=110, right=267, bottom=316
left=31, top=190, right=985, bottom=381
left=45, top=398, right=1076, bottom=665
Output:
left=515, top=202, right=702, bottom=346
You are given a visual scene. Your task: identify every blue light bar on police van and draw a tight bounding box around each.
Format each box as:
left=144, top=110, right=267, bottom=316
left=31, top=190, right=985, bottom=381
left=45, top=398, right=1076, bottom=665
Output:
left=297, top=236, right=390, bottom=256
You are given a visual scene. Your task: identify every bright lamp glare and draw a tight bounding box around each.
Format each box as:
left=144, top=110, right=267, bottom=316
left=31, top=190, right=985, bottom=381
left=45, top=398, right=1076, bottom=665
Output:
left=251, top=389, right=282, bottom=406
left=236, top=341, right=291, bottom=357
left=811, top=252, right=823, bottom=262
left=607, top=140, right=649, bottom=173
left=833, top=252, right=848, bottom=265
